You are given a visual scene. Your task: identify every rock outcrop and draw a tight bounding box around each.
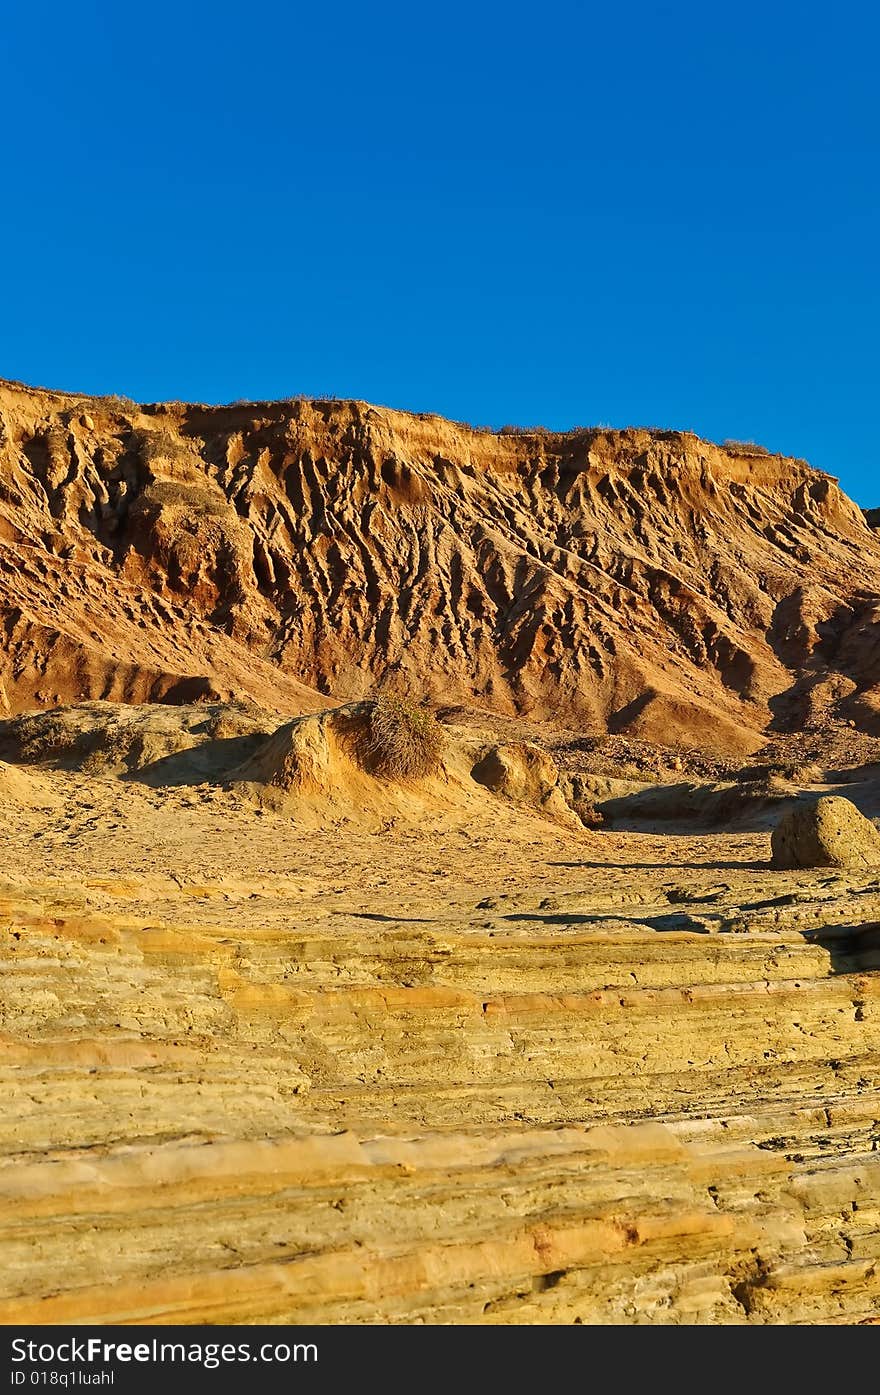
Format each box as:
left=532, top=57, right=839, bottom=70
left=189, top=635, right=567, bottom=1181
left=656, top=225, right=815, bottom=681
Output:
left=0, top=700, right=585, bottom=830
left=471, top=741, right=583, bottom=828
left=771, top=796, right=880, bottom=869
left=1, top=379, right=880, bottom=751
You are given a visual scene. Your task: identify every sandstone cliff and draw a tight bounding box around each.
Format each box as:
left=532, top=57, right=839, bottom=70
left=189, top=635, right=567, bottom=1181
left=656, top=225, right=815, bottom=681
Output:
left=1, top=379, right=879, bottom=752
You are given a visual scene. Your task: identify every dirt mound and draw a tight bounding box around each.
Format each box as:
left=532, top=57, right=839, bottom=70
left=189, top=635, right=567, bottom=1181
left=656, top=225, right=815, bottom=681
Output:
left=554, top=733, right=737, bottom=784
left=770, top=795, right=880, bottom=869
left=1, top=380, right=879, bottom=753
left=0, top=759, right=58, bottom=811
left=471, top=742, right=584, bottom=830
left=232, top=708, right=586, bottom=829
left=233, top=707, right=372, bottom=802
left=0, top=698, right=588, bottom=829
left=0, top=701, right=277, bottom=781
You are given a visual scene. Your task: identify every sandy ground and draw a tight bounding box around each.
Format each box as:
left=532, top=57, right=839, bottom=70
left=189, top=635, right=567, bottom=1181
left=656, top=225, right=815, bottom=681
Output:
left=7, top=763, right=776, bottom=924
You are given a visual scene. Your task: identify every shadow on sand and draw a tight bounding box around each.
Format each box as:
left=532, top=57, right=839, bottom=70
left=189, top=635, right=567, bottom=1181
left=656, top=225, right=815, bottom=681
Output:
left=803, top=922, right=880, bottom=975
left=548, top=859, right=768, bottom=872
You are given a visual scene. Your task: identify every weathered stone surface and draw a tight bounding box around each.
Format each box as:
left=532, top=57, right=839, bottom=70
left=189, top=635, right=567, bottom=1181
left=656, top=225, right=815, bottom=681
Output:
left=771, top=796, right=880, bottom=870
left=472, top=742, right=559, bottom=800
left=470, top=742, right=582, bottom=829
left=2, top=719, right=880, bottom=1325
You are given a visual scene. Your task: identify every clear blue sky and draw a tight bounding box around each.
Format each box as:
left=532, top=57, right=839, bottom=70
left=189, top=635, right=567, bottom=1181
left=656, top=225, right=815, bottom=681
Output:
left=1, top=2, right=877, bottom=503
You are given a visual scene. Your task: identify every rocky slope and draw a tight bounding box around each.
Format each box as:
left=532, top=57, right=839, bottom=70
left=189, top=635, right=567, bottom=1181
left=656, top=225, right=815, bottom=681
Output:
left=2, top=379, right=879, bottom=752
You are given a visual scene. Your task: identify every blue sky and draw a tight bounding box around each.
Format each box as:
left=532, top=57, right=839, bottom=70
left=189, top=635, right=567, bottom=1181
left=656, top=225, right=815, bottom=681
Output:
left=1, top=2, right=877, bottom=503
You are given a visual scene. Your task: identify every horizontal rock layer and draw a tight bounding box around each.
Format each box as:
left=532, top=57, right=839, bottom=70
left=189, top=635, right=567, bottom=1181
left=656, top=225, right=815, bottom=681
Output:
left=3, top=803, right=880, bottom=1324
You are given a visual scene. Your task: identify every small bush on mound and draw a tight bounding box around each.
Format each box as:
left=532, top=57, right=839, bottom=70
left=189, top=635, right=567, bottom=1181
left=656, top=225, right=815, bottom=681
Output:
left=368, top=694, right=444, bottom=779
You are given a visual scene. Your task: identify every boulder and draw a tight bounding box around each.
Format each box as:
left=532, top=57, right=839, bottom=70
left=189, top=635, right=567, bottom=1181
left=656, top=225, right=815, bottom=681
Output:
left=471, top=742, right=584, bottom=831
left=770, top=796, right=880, bottom=870
left=471, top=742, right=559, bottom=803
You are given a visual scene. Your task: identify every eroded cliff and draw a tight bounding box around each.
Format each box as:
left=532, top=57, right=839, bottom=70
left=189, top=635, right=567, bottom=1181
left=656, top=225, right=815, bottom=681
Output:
left=1, top=380, right=879, bottom=752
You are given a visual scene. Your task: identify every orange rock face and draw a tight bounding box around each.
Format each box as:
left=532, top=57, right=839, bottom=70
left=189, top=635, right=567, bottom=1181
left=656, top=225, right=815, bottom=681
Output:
left=1, top=379, right=879, bottom=751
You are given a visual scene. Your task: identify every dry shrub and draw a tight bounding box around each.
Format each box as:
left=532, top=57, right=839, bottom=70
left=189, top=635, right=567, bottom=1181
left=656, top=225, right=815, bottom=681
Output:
left=368, top=694, right=444, bottom=779
left=79, top=722, right=142, bottom=775
left=495, top=424, right=551, bottom=436
left=0, top=712, right=75, bottom=765
left=722, top=438, right=771, bottom=455
left=135, top=478, right=230, bottom=517
left=99, top=394, right=138, bottom=415
left=131, top=427, right=181, bottom=463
